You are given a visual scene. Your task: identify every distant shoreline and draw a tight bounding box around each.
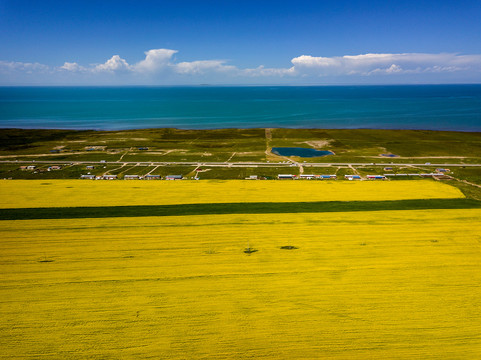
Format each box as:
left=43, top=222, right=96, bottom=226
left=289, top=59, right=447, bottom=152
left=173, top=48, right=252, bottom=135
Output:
left=1, top=85, right=480, bottom=132
left=2, top=84, right=481, bottom=88
left=1, top=127, right=481, bottom=134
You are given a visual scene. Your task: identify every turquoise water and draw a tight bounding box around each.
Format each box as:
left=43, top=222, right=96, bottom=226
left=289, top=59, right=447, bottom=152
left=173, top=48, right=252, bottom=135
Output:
left=272, top=147, right=334, bottom=157
left=0, top=85, right=480, bottom=131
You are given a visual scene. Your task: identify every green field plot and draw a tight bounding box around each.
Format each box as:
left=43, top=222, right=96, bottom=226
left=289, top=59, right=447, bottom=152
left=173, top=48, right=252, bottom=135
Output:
left=228, top=152, right=266, bottom=162
left=448, top=167, right=481, bottom=185
left=0, top=164, right=96, bottom=180
left=196, top=166, right=298, bottom=179
left=0, top=164, right=23, bottom=179
left=1, top=128, right=481, bottom=179
left=122, top=165, right=157, bottom=176
left=321, top=129, right=481, bottom=158
left=106, top=164, right=138, bottom=176
left=354, top=166, right=387, bottom=176
left=268, top=128, right=481, bottom=162
left=334, top=167, right=356, bottom=178
left=148, top=165, right=198, bottom=178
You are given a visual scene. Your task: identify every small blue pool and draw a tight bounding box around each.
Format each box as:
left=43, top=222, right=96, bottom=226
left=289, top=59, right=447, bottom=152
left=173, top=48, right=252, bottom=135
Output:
left=381, top=154, right=399, bottom=157
left=271, top=147, right=334, bottom=158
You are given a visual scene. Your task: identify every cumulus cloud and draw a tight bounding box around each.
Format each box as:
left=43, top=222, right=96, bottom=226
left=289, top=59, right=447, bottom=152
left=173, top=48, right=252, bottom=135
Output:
left=1, top=50, right=481, bottom=84
left=94, top=55, right=131, bottom=72
left=59, top=62, right=86, bottom=72
left=134, top=49, right=177, bottom=73
left=291, top=52, right=481, bottom=76
left=367, top=64, right=404, bottom=75
left=291, top=55, right=339, bottom=68
left=57, top=49, right=177, bottom=74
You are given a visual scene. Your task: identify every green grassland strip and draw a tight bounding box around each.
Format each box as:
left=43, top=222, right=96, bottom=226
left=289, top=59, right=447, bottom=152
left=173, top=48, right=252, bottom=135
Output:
left=1, top=198, right=480, bottom=221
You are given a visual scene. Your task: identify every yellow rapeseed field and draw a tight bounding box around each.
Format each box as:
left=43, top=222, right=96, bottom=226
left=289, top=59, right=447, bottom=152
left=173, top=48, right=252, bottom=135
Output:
left=1, top=210, right=480, bottom=359
left=0, top=179, right=464, bottom=208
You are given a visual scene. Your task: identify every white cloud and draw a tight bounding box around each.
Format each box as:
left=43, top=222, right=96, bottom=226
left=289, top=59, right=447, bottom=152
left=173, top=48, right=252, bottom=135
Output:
left=0, top=60, right=49, bottom=74
left=424, top=65, right=465, bottom=73
left=368, top=64, right=404, bottom=75
left=386, top=64, right=403, bottom=73
left=133, top=49, right=177, bottom=73
left=1, top=50, right=481, bottom=84
left=291, top=55, right=340, bottom=68
left=290, top=52, right=481, bottom=76
left=58, top=49, right=177, bottom=74
left=242, top=65, right=297, bottom=77
left=94, top=55, right=131, bottom=72
left=59, top=62, right=86, bottom=72
left=175, top=60, right=237, bottom=75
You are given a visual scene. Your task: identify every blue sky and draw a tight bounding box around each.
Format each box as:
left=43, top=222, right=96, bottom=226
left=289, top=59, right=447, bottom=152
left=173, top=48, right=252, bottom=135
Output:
left=1, top=0, right=480, bottom=85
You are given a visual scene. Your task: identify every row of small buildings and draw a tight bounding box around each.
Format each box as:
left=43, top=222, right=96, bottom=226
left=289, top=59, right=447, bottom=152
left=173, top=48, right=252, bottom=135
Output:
left=384, top=167, right=450, bottom=173
left=80, top=174, right=183, bottom=180
left=19, top=165, right=62, bottom=171
left=346, top=173, right=448, bottom=180
left=276, top=173, right=444, bottom=180
left=277, top=174, right=337, bottom=180
left=277, top=173, right=447, bottom=181
left=384, top=173, right=448, bottom=178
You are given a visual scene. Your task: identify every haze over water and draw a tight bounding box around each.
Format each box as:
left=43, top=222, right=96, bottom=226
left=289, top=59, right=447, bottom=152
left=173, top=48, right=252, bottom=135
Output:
left=1, top=85, right=480, bottom=131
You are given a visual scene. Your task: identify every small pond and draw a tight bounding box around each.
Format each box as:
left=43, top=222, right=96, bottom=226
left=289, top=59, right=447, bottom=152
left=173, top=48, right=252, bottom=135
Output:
left=271, top=147, right=334, bottom=158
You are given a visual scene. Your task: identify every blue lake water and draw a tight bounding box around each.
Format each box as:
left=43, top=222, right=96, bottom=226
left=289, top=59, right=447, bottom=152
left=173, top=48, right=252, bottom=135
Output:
left=272, top=147, right=334, bottom=157
left=0, top=85, right=480, bottom=131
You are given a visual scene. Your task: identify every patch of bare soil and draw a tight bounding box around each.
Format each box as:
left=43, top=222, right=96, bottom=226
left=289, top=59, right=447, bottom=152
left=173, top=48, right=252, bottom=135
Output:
left=237, top=151, right=261, bottom=155
left=141, top=149, right=187, bottom=155
left=302, top=140, right=332, bottom=148
left=108, top=137, right=150, bottom=141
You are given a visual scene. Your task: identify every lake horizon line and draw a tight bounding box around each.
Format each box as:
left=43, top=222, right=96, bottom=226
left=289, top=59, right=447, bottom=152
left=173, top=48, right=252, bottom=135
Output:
left=1, top=85, right=480, bottom=132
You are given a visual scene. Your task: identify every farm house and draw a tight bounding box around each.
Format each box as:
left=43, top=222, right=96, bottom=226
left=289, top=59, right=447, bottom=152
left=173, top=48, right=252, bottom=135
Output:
left=103, top=175, right=118, bottom=180
left=144, top=174, right=161, bottom=180
left=165, top=175, right=183, bottom=180
left=278, top=174, right=296, bottom=179
left=124, top=175, right=140, bottom=180
left=345, top=175, right=361, bottom=180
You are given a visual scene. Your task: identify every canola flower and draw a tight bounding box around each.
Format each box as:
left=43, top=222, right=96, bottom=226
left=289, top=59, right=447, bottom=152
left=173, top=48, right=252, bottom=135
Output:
left=0, top=209, right=480, bottom=359
left=0, top=179, right=464, bottom=208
